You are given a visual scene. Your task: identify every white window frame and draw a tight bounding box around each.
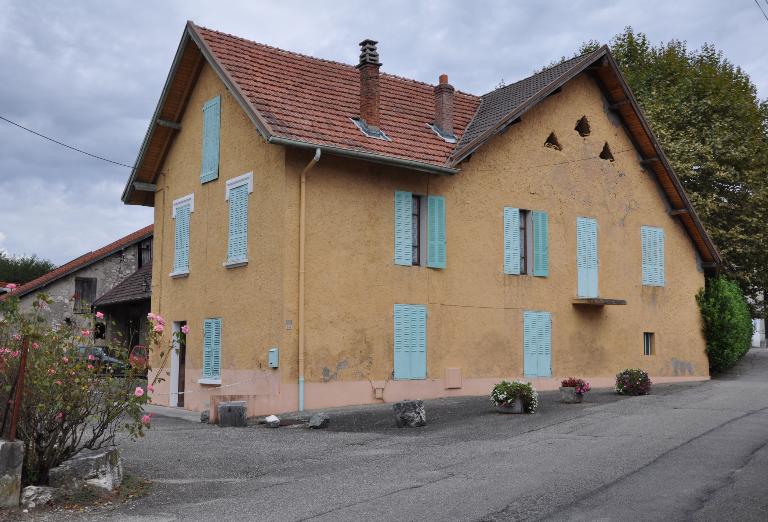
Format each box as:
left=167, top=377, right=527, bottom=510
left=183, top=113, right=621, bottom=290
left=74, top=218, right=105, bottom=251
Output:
left=170, top=193, right=194, bottom=278
left=225, top=172, right=253, bottom=201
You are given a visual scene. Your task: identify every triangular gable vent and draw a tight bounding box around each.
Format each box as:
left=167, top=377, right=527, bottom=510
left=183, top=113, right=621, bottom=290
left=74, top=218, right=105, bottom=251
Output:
left=575, top=116, right=591, bottom=137
left=544, top=132, right=562, bottom=151
left=599, top=142, right=614, bottom=162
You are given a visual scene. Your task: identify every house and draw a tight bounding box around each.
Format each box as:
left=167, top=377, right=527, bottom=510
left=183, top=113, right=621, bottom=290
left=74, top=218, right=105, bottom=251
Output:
left=4, top=225, right=153, bottom=348
left=122, top=22, right=720, bottom=418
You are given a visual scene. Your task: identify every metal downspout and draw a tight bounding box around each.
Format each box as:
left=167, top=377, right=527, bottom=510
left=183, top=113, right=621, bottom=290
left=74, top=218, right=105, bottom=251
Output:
left=299, top=148, right=321, bottom=411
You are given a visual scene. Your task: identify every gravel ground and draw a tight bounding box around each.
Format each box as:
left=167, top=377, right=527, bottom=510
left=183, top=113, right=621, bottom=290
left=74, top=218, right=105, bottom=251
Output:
left=12, top=350, right=768, bottom=521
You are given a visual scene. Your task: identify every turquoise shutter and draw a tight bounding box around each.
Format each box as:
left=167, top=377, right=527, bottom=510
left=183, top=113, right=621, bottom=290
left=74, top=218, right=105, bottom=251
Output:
left=503, top=207, right=521, bottom=275
left=394, top=191, right=412, bottom=266
left=641, top=226, right=665, bottom=286
left=427, top=195, right=446, bottom=269
left=173, top=205, right=190, bottom=273
left=523, top=311, right=538, bottom=376
left=201, top=96, right=221, bottom=183
left=576, top=217, right=598, bottom=297
left=393, top=304, right=427, bottom=379
left=227, top=185, right=249, bottom=262
left=202, top=319, right=213, bottom=378
left=532, top=211, right=549, bottom=277
left=538, top=312, right=552, bottom=377
left=211, top=318, right=221, bottom=378
left=523, top=311, right=552, bottom=377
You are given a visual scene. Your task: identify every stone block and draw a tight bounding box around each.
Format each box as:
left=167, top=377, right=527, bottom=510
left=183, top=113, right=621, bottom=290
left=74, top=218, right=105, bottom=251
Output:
left=21, top=485, right=59, bottom=509
left=393, top=400, right=426, bottom=428
left=49, top=448, right=123, bottom=494
left=265, top=415, right=280, bottom=428
left=309, top=413, right=330, bottom=429
left=0, top=439, right=23, bottom=508
left=218, top=401, right=247, bottom=427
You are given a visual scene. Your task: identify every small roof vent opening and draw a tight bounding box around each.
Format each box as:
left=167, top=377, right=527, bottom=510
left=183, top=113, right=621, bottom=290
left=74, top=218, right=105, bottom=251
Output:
left=575, top=116, right=591, bottom=137
left=599, top=142, right=615, bottom=162
left=544, top=132, right=562, bottom=151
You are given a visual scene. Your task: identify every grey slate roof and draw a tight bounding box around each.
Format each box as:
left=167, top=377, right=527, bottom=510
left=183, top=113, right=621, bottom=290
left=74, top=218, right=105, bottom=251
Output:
left=456, top=52, right=597, bottom=154
left=93, top=263, right=152, bottom=307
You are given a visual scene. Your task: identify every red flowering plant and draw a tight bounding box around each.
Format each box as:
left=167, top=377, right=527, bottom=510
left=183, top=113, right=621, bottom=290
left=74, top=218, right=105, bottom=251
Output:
left=0, top=293, right=174, bottom=486
left=560, top=377, right=591, bottom=396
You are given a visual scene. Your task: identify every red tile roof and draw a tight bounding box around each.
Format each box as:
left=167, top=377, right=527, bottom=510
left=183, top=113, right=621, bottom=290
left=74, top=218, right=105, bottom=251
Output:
left=194, top=25, right=480, bottom=168
left=3, top=225, right=153, bottom=300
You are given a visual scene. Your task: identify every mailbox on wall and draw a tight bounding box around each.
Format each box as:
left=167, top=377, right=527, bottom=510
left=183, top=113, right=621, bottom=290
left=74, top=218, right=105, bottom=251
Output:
left=268, top=347, right=279, bottom=368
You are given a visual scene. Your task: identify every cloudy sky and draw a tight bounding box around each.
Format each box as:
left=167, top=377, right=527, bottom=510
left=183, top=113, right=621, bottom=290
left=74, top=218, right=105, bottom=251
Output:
left=0, top=1, right=765, bottom=265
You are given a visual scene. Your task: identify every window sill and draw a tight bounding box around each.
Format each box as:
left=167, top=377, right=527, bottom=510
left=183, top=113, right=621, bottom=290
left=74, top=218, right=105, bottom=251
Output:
left=223, top=259, right=248, bottom=269
left=197, top=377, right=221, bottom=385
left=170, top=270, right=189, bottom=279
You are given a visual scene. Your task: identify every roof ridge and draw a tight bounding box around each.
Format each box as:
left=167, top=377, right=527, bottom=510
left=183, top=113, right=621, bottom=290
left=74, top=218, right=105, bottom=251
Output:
left=194, top=23, right=480, bottom=97
left=5, top=224, right=153, bottom=299
left=481, top=49, right=600, bottom=98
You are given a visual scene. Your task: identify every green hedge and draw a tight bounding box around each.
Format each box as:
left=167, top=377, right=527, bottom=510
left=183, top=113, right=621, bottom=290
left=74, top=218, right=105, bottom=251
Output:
left=696, top=276, right=753, bottom=373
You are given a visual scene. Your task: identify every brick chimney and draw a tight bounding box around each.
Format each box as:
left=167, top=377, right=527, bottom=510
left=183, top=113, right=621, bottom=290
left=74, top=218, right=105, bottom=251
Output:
left=356, top=39, right=382, bottom=130
left=434, top=74, right=455, bottom=138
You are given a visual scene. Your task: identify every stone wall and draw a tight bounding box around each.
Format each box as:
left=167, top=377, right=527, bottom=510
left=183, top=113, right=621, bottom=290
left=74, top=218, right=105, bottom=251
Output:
left=18, top=246, right=140, bottom=331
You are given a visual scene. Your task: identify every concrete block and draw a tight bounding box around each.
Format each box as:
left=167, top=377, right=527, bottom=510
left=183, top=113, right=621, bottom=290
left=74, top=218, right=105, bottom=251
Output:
left=0, top=439, right=23, bottom=508
left=218, top=401, right=247, bottom=427
left=309, top=413, right=330, bottom=429
left=265, top=415, right=280, bottom=428
left=49, top=448, right=123, bottom=494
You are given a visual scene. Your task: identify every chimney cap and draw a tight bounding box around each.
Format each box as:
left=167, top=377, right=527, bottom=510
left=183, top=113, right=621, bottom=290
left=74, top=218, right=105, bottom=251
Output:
left=357, top=39, right=381, bottom=68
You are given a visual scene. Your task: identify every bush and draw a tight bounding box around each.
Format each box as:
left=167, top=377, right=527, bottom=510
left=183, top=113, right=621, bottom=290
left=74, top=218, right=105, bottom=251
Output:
left=490, top=380, right=539, bottom=413
left=615, top=369, right=651, bottom=396
left=0, top=293, right=173, bottom=486
left=696, top=276, right=753, bottom=373
left=560, top=377, right=591, bottom=395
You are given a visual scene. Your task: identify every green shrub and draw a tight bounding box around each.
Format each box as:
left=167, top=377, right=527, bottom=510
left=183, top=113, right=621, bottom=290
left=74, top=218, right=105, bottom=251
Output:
left=490, top=380, right=539, bottom=413
left=615, top=369, right=652, bottom=395
left=696, top=276, right=753, bottom=373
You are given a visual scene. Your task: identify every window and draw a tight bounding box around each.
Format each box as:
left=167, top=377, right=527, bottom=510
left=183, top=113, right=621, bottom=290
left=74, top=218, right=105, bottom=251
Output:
left=503, top=208, right=548, bottom=276
left=412, top=195, right=421, bottom=265
left=201, top=95, right=221, bottom=183
left=225, top=172, right=253, bottom=266
left=523, top=310, right=552, bottom=377
left=171, top=194, right=194, bottom=277
left=641, top=226, right=665, bottom=286
left=138, top=238, right=152, bottom=268
left=643, top=332, right=655, bottom=356
left=393, top=304, right=427, bottom=380
left=394, top=191, right=445, bottom=268
left=576, top=217, right=599, bottom=298
left=200, top=318, right=222, bottom=383
left=74, top=277, right=96, bottom=313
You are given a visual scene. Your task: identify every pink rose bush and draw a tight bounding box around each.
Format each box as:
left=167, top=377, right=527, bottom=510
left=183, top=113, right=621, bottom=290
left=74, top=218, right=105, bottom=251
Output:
left=0, top=294, right=176, bottom=487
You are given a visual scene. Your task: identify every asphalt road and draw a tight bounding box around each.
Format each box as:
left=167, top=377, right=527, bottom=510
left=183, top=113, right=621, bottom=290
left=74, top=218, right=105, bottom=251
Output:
left=39, top=350, right=768, bottom=521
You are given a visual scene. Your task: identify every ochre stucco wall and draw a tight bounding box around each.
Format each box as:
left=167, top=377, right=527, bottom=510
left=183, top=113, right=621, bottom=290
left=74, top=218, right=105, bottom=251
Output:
left=149, top=66, right=708, bottom=417
left=149, top=63, right=289, bottom=415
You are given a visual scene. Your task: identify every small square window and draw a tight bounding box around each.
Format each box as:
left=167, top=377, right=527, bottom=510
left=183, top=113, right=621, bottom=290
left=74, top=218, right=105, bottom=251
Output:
left=411, top=195, right=427, bottom=266
left=643, top=332, right=655, bottom=356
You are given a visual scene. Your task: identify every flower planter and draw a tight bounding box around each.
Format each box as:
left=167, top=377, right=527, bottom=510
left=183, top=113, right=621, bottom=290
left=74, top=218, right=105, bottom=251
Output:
left=559, top=386, right=584, bottom=404
left=495, top=397, right=525, bottom=414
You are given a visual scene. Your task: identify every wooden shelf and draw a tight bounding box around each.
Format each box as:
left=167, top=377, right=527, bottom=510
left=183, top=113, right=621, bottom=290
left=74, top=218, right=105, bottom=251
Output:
left=572, top=298, right=627, bottom=306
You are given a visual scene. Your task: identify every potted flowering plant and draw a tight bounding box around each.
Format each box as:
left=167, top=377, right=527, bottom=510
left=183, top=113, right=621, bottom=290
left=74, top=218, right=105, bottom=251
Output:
left=490, top=380, right=539, bottom=414
left=615, top=368, right=652, bottom=396
left=560, top=377, right=591, bottom=403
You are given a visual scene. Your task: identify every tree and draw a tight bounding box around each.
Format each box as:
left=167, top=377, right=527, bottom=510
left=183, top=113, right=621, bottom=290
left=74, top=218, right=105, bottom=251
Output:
left=573, top=29, right=768, bottom=316
left=696, top=276, right=753, bottom=373
left=0, top=252, right=56, bottom=285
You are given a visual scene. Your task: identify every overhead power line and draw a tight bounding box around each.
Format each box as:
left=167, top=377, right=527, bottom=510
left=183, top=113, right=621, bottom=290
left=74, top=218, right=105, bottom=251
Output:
left=754, top=0, right=768, bottom=22
left=0, top=115, right=134, bottom=169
